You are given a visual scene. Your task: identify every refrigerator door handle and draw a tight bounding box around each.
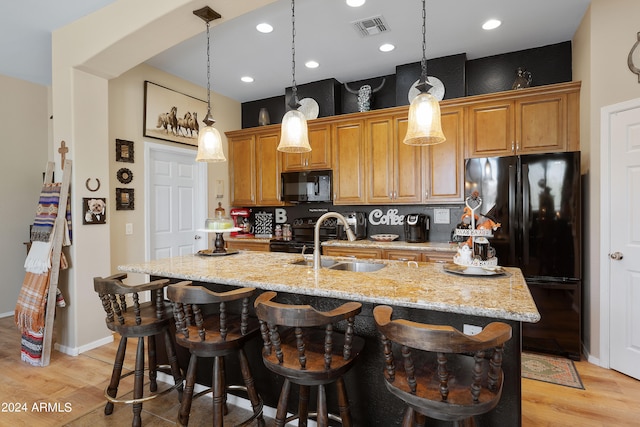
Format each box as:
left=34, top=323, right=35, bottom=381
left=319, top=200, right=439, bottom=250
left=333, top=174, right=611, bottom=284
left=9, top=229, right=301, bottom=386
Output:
left=522, top=163, right=530, bottom=264
left=509, top=163, right=517, bottom=264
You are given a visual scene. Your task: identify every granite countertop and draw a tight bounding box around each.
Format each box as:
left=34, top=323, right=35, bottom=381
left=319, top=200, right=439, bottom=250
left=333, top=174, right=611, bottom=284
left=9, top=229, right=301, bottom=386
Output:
left=322, top=239, right=458, bottom=252
left=118, top=251, right=539, bottom=323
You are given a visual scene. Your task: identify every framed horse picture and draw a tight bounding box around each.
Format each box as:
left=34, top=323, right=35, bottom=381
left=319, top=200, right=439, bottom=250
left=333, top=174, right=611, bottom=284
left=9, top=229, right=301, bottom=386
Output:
left=143, top=81, right=207, bottom=146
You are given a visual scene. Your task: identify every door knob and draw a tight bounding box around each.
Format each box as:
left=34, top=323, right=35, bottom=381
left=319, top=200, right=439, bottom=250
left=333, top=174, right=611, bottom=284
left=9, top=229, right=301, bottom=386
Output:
left=609, top=252, right=623, bottom=260
left=195, top=235, right=202, bottom=240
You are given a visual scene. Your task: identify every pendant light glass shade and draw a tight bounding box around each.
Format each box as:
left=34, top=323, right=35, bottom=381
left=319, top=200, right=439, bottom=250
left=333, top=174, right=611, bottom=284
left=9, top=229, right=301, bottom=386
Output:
left=277, top=0, right=311, bottom=153
left=403, top=91, right=445, bottom=146
left=279, top=109, right=311, bottom=152
left=193, top=7, right=224, bottom=162
left=196, top=125, right=226, bottom=162
left=403, top=0, right=445, bottom=146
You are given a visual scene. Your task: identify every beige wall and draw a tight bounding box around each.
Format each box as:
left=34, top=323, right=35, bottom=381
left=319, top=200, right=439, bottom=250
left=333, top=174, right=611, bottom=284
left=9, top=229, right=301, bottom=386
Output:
left=0, top=75, right=49, bottom=315
left=573, top=0, right=640, bottom=361
left=108, top=63, right=240, bottom=282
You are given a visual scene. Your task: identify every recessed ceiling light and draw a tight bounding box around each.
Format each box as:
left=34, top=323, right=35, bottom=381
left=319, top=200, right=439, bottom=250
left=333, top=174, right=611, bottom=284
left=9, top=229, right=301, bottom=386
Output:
left=256, top=23, right=273, bottom=33
left=379, top=43, right=395, bottom=52
left=305, top=60, right=319, bottom=69
left=241, top=76, right=254, bottom=83
left=346, top=0, right=366, bottom=7
left=482, top=19, right=501, bottom=30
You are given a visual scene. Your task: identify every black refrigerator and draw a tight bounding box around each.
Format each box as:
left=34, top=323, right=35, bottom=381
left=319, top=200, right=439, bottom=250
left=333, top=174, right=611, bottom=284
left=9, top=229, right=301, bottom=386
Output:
left=465, top=152, right=581, bottom=360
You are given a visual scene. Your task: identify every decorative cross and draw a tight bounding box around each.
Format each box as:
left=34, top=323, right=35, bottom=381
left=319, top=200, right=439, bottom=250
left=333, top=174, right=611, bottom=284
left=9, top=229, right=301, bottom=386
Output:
left=58, top=141, right=68, bottom=165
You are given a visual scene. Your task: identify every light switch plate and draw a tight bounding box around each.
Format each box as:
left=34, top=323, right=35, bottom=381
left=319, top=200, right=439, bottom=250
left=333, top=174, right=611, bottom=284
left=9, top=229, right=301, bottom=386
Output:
left=433, top=208, right=450, bottom=224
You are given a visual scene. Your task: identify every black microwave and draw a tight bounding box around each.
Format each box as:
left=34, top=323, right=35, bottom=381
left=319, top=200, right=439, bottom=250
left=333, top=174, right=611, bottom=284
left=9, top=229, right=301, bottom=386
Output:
left=281, top=170, right=332, bottom=203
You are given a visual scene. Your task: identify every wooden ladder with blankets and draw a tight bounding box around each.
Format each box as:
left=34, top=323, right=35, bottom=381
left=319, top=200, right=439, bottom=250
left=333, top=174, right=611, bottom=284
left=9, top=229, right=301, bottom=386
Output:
left=16, top=159, right=72, bottom=367
left=40, top=159, right=72, bottom=366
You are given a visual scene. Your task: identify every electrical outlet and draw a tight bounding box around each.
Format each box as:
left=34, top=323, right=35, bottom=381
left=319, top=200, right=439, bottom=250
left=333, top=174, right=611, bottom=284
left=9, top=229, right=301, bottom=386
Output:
left=463, top=324, right=482, bottom=336
left=125, top=223, right=133, bottom=235
left=433, top=208, right=450, bottom=224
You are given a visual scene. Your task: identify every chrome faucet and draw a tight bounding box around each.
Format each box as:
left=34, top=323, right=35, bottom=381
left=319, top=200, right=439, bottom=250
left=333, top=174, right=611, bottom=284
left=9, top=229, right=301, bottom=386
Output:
left=313, top=212, right=356, bottom=270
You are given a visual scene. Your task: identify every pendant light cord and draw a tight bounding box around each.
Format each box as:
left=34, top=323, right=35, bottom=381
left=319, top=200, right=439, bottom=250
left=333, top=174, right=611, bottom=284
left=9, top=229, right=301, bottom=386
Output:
left=290, top=0, right=299, bottom=108
left=206, top=21, right=212, bottom=118
left=421, top=0, right=427, bottom=82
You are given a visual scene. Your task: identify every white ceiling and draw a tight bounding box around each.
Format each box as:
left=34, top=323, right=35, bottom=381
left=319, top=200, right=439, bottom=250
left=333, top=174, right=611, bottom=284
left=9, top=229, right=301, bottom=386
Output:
left=3, top=0, right=590, bottom=103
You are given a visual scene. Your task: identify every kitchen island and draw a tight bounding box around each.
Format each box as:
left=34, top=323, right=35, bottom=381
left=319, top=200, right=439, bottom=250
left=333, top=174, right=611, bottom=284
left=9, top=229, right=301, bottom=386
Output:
left=119, top=251, right=539, bottom=426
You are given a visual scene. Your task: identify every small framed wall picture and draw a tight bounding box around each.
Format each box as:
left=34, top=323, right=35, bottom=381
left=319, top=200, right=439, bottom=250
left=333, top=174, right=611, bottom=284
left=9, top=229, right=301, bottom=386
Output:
left=116, top=168, right=133, bottom=184
left=83, top=198, right=107, bottom=224
left=116, top=139, right=134, bottom=163
left=116, top=188, right=135, bottom=210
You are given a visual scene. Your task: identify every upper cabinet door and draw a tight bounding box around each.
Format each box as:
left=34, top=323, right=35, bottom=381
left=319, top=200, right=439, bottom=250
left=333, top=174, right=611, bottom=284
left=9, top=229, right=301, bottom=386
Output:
left=424, top=107, right=464, bottom=202
left=516, top=93, right=566, bottom=154
left=229, top=134, right=256, bottom=206
left=392, top=115, right=423, bottom=204
left=255, top=131, right=284, bottom=206
left=282, top=122, right=332, bottom=171
left=466, top=100, right=515, bottom=158
left=333, top=120, right=366, bottom=205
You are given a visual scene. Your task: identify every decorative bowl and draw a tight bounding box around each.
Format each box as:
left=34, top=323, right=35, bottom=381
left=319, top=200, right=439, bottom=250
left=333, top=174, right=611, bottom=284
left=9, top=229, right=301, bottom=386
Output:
left=370, top=234, right=399, bottom=242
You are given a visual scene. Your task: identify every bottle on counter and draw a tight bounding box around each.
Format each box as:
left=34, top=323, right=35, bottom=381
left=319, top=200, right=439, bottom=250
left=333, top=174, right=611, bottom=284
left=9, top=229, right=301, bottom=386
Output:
left=275, top=224, right=283, bottom=239
left=282, top=224, right=292, bottom=241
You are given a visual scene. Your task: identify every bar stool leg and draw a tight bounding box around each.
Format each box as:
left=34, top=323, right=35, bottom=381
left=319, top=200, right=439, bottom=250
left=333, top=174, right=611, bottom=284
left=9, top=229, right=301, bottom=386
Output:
left=274, top=378, right=291, bottom=427
left=105, top=336, right=127, bottom=415
left=295, top=385, right=309, bottom=427
left=336, top=377, right=352, bottom=427
left=212, top=356, right=225, bottom=427
left=163, top=328, right=184, bottom=401
left=148, top=335, right=158, bottom=392
left=316, top=384, right=328, bottom=427
left=132, top=337, right=145, bottom=427
left=178, top=353, right=198, bottom=426
left=238, top=347, right=265, bottom=425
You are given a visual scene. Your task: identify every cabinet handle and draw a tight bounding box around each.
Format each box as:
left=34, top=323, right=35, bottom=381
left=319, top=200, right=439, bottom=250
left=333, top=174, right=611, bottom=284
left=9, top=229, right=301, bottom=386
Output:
left=516, top=142, right=520, bottom=152
left=511, top=141, right=515, bottom=152
left=389, top=192, right=393, bottom=200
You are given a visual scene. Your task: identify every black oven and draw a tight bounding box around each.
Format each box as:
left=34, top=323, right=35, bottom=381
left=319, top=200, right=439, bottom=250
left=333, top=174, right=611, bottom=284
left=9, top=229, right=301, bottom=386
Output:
left=269, top=216, right=337, bottom=253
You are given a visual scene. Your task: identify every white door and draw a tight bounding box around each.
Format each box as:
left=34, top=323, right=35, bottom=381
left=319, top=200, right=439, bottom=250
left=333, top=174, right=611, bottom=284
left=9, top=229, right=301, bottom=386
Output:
left=601, top=98, right=640, bottom=380
left=146, top=143, right=207, bottom=260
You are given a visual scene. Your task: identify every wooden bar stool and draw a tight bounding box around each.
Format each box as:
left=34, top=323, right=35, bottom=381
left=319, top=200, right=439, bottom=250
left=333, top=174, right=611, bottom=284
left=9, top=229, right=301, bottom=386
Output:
left=254, top=291, right=365, bottom=427
left=373, top=305, right=512, bottom=427
left=167, top=281, right=265, bottom=427
left=93, top=273, right=184, bottom=427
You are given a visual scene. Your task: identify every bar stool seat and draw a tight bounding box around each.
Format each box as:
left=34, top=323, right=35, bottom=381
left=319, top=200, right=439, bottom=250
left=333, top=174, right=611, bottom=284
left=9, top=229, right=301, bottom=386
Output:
left=254, top=291, right=364, bottom=427
left=167, top=281, right=265, bottom=427
left=373, top=305, right=512, bottom=427
left=93, top=273, right=184, bottom=427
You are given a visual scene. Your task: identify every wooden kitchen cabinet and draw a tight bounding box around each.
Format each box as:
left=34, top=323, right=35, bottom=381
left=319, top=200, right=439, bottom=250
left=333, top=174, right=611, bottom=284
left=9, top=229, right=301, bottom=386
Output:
left=382, top=249, right=422, bottom=261
left=465, top=81, right=580, bottom=158
left=421, top=250, right=454, bottom=263
left=323, top=246, right=382, bottom=259
left=282, top=123, right=332, bottom=171
left=422, top=106, right=464, bottom=202
left=227, top=128, right=283, bottom=207
left=226, top=239, right=270, bottom=252
left=332, top=119, right=366, bottom=205
left=365, top=114, right=422, bottom=204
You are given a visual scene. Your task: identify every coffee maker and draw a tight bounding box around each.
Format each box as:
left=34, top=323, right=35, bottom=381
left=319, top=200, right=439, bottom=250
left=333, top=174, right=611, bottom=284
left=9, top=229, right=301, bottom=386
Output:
left=404, top=213, right=430, bottom=243
left=230, top=208, right=252, bottom=236
left=338, top=212, right=367, bottom=240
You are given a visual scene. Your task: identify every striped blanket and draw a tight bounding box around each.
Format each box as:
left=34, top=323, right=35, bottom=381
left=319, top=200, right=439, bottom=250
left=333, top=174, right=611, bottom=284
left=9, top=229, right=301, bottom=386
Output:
left=30, top=183, right=72, bottom=242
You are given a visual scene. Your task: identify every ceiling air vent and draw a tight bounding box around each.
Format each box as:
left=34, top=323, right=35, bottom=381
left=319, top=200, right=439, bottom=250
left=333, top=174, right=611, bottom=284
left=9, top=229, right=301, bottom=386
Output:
left=352, top=15, right=389, bottom=37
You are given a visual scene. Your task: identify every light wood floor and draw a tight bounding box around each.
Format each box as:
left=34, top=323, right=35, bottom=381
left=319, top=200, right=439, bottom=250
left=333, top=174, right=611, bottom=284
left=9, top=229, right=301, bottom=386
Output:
left=2, top=316, right=640, bottom=426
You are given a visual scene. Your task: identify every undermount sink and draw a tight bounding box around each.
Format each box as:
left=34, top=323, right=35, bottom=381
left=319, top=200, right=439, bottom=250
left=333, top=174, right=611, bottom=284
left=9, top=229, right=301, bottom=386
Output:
left=328, top=261, right=386, bottom=273
left=291, top=259, right=338, bottom=268
left=291, top=259, right=386, bottom=273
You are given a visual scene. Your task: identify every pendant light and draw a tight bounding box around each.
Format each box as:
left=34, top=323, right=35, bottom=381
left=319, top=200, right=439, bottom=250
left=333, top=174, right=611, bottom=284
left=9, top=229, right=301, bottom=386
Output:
left=277, top=0, right=311, bottom=153
left=403, top=0, right=445, bottom=146
left=194, top=7, right=226, bottom=162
